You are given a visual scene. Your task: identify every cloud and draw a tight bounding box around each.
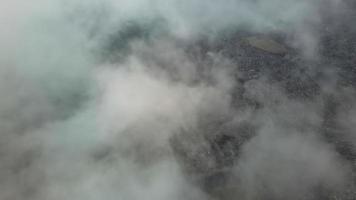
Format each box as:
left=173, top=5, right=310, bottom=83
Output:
left=0, top=0, right=354, bottom=199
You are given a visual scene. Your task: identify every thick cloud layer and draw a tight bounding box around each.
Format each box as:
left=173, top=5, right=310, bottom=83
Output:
left=0, top=0, right=355, bottom=200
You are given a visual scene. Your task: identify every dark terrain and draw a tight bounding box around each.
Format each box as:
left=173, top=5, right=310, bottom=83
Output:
left=168, top=1, right=356, bottom=199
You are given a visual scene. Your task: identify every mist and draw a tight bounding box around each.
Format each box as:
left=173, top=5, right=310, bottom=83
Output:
left=0, top=0, right=355, bottom=200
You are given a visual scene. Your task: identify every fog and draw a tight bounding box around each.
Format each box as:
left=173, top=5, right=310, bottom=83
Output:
left=0, top=0, right=355, bottom=200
